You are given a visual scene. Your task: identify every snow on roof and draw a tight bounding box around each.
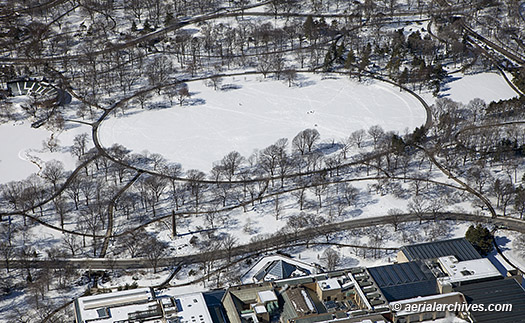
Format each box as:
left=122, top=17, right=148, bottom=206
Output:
left=172, top=292, right=213, bottom=323
left=241, top=254, right=317, bottom=284
left=487, top=252, right=518, bottom=277
left=437, top=256, right=501, bottom=284
left=75, top=288, right=214, bottom=323
left=317, top=278, right=341, bottom=291
left=79, top=288, right=152, bottom=310
left=258, top=290, right=278, bottom=303
left=253, top=305, right=267, bottom=314
left=75, top=288, right=156, bottom=323
left=267, top=260, right=298, bottom=279
left=301, top=289, right=315, bottom=312
left=493, top=253, right=515, bottom=271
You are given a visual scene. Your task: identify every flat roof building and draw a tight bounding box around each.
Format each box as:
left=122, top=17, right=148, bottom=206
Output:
left=455, top=278, right=525, bottom=323
left=436, top=256, right=502, bottom=286
left=368, top=261, right=438, bottom=302
left=397, top=238, right=481, bottom=263
left=389, top=292, right=468, bottom=323
left=74, top=288, right=157, bottom=323
left=74, top=287, right=214, bottom=323
left=223, top=269, right=390, bottom=323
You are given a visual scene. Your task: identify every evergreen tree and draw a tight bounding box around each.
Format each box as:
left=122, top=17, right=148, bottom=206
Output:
left=344, top=50, right=355, bottom=69
left=303, top=15, right=314, bottom=40
left=398, top=67, right=409, bottom=89
left=143, top=19, right=151, bottom=32
left=323, top=51, right=333, bottom=71
left=336, top=44, right=345, bottom=63
left=165, top=12, right=174, bottom=26
left=465, top=224, right=493, bottom=256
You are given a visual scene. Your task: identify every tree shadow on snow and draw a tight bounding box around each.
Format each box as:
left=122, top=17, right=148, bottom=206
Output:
left=347, top=209, right=363, bottom=218
left=62, top=122, right=83, bottom=130
left=316, top=142, right=343, bottom=155
left=494, top=235, right=511, bottom=251
left=220, top=83, right=242, bottom=91
left=340, top=256, right=360, bottom=268
left=295, top=74, right=316, bottom=88
left=187, top=98, right=206, bottom=106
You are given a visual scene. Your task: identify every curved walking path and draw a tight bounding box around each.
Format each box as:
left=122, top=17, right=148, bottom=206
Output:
left=91, top=69, right=432, bottom=185
left=99, top=171, right=143, bottom=258
left=3, top=3, right=524, bottom=322
left=0, top=0, right=521, bottom=283
left=3, top=211, right=525, bottom=270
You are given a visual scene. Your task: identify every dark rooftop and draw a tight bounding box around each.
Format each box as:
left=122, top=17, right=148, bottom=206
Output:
left=368, top=261, right=438, bottom=302
left=254, top=259, right=310, bottom=281
left=455, top=278, right=525, bottom=323
left=400, top=238, right=481, bottom=262
left=204, top=290, right=228, bottom=323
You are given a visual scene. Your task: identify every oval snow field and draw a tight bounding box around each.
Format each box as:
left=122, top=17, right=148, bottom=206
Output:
left=99, top=75, right=426, bottom=172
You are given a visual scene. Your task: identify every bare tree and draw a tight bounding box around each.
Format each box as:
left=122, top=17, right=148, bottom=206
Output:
left=220, top=151, right=245, bottom=181
left=145, top=55, right=174, bottom=90
left=257, top=53, right=273, bottom=78
left=368, top=125, right=385, bottom=149
left=341, top=183, right=359, bottom=207
left=283, top=69, right=297, bottom=87
left=292, top=128, right=320, bottom=155
left=0, top=223, right=16, bottom=273
left=210, top=75, right=223, bottom=91
left=221, top=234, right=238, bottom=263
left=1, top=181, right=24, bottom=211
left=61, top=233, right=80, bottom=257
left=71, top=133, right=90, bottom=159
left=322, top=248, right=340, bottom=271
left=53, top=196, right=68, bottom=229
left=349, top=129, right=366, bottom=148
left=145, top=236, right=167, bottom=274
left=142, top=175, right=168, bottom=216
left=176, top=86, right=190, bottom=106
left=117, top=229, right=150, bottom=258
left=186, top=169, right=206, bottom=211
left=408, top=195, right=429, bottom=224
left=369, top=226, right=388, bottom=258
left=41, top=160, right=65, bottom=192
left=387, top=208, right=403, bottom=231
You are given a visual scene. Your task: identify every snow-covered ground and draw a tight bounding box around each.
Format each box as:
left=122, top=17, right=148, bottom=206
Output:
left=0, top=121, right=50, bottom=182
left=496, top=230, right=525, bottom=273
left=0, top=69, right=522, bottom=321
left=0, top=72, right=517, bottom=184
left=99, top=74, right=426, bottom=172
left=440, top=72, right=518, bottom=104
left=0, top=120, right=91, bottom=184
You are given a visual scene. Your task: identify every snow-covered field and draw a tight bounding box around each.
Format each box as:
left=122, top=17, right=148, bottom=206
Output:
left=0, top=120, right=91, bottom=183
left=0, top=67, right=523, bottom=323
left=0, top=121, right=50, bottom=182
left=440, top=72, right=518, bottom=104
left=99, top=74, right=426, bottom=172
left=0, top=72, right=517, bottom=184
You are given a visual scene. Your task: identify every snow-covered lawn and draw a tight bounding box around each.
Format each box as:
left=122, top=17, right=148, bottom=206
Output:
left=99, top=74, right=427, bottom=172
left=0, top=121, right=50, bottom=183
left=0, top=120, right=91, bottom=183
left=441, top=72, right=518, bottom=104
